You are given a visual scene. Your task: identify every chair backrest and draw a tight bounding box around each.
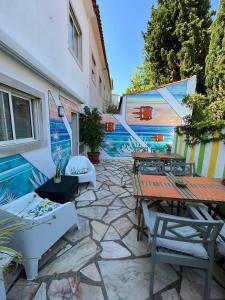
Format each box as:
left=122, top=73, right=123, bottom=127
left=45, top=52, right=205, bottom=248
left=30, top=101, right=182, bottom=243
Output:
left=170, top=162, right=196, bottom=176
left=153, top=214, right=223, bottom=247
left=134, top=146, right=149, bottom=152
left=139, top=160, right=165, bottom=175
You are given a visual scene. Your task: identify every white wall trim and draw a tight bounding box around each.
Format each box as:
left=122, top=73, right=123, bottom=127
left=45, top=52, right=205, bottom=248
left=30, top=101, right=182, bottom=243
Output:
left=0, top=29, right=84, bottom=105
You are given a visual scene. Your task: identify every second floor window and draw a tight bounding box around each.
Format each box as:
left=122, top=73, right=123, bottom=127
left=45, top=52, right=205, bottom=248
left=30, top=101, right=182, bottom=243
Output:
left=91, top=55, right=96, bottom=84
left=69, top=4, right=82, bottom=65
left=99, top=76, right=103, bottom=96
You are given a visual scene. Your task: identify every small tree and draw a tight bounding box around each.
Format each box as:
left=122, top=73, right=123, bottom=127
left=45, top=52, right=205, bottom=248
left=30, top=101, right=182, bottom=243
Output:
left=80, top=106, right=105, bottom=153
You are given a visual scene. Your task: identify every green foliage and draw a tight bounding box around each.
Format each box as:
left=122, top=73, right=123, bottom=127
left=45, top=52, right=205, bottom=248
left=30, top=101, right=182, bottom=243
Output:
left=176, top=0, right=214, bottom=92
left=125, top=61, right=154, bottom=94
left=205, top=0, right=225, bottom=119
left=143, top=1, right=181, bottom=86
left=80, top=106, right=105, bottom=152
left=176, top=120, right=225, bottom=145
left=0, top=216, right=22, bottom=261
left=126, top=0, right=213, bottom=93
left=182, top=93, right=209, bottom=123
left=106, top=104, right=118, bottom=114
left=55, top=163, right=61, bottom=177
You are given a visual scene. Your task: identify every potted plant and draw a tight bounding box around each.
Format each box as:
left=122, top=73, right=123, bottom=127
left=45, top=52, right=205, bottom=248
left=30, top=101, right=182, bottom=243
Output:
left=166, top=144, right=172, bottom=154
left=80, top=106, right=105, bottom=164
left=54, top=163, right=61, bottom=183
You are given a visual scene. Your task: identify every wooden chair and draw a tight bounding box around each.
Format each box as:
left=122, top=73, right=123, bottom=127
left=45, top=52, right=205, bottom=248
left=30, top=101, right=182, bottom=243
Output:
left=187, top=203, right=225, bottom=256
left=139, top=160, right=165, bottom=175
left=169, top=161, right=196, bottom=176
left=142, top=201, right=223, bottom=300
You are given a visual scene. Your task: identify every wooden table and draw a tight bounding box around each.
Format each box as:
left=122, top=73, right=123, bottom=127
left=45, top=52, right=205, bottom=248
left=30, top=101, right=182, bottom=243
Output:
left=132, top=152, right=185, bottom=173
left=133, top=174, right=225, bottom=240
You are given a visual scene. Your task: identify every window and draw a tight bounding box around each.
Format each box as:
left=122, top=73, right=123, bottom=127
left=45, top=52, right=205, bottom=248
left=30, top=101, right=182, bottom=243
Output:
left=0, top=89, right=35, bottom=144
left=68, top=3, right=82, bottom=64
left=91, top=55, right=96, bottom=84
left=99, top=76, right=102, bottom=96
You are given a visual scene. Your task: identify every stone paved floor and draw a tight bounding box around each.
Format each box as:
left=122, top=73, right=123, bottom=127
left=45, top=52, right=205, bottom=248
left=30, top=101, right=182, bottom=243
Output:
left=7, top=160, right=225, bottom=300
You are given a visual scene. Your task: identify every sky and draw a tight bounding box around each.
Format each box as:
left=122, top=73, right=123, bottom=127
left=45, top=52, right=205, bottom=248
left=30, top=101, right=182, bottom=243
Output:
left=98, top=0, right=220, bottom=95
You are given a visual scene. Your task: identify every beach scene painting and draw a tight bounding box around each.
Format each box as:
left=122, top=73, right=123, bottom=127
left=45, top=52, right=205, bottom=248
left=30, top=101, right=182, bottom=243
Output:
left=101, top=78, right=196, bottom=158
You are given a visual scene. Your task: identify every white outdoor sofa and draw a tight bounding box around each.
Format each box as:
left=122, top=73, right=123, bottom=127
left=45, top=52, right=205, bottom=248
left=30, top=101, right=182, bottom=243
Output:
left=0, top=192, right=79, bottom=280
left=65, top=155, right=96, bottom=188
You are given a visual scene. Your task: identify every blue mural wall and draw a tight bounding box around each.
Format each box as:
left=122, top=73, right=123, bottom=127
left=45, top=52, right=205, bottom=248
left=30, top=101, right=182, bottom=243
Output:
left=101, top=78, right=196, bottom=158
left=0, top=154, right=47, bottom=205
left=48, top=92, right=72, bottom=173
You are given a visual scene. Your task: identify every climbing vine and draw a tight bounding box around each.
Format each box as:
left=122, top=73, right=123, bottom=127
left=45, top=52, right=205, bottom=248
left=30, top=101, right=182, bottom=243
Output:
left=175, top=120, right=225, bottom=146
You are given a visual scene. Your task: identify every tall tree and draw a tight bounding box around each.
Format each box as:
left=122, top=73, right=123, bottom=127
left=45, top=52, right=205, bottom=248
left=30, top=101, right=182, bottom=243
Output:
left=143, top=1, right=181, bottom=86
left=205, top=0, right=225, bottom=120
left=127, top=0, right=213, bottom=93
left=176, top=0, right=213, bottom=92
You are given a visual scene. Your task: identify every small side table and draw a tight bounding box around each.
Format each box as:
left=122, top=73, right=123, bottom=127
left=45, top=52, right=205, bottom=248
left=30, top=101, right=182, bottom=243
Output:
left=36, top=175, right=78, bottom=204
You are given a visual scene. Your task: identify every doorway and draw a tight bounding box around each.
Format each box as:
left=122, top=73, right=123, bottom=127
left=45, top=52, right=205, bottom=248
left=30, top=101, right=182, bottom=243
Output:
left=71, top=112, right=79, bottom=156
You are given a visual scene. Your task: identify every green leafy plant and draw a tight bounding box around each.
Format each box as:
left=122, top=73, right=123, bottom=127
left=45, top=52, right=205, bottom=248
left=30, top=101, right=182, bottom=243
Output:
left=80, top=106, right=105, bottom=152
left=55, top=163, right=61, bottom=178
left=176, top=120, right=225, bottom=146
left=0, top=215, right=22, bottom=262
left=106, top=104, right=118, bottom=114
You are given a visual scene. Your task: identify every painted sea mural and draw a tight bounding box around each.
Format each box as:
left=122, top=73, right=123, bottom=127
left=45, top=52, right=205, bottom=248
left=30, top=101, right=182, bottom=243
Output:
left=0, top=154, right=47, bottom=205
left=49, top=92, right=72, bottom=172
left=101, top=77, right=196, bottom=158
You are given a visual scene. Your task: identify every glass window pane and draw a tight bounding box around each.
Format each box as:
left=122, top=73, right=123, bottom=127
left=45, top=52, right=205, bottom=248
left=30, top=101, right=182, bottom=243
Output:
left=12, top=96, right=32, bottom=139
left=74, top=28, right=79, bottom=58
left=69, top=16, right=74, bottom=49
left=0, top=91, right=13, bottom=141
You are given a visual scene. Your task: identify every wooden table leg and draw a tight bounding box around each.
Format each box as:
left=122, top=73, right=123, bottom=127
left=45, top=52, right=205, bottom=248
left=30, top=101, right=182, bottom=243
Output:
left=137, top=200, right=141, bottom=241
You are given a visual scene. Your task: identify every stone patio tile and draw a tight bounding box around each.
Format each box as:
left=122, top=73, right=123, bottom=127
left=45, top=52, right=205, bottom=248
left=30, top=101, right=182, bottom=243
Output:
left=103, top=207, right=130, bottom=224
left=111, top=198, right=125, bottom=207
left=100, top=241, right=131, bottom=259
left=104, top=226, right=121, bottom=240
left=118, top=192, right=131, bottom=198
left=48, top=278, right=104, bottom=300
left=7, top=279, right=39, bottom=300
left=76, top=201, right=91, bottom=207
left=39, top=237, right=100, bottom=277
left=32, top=283, right=47, bottom=300
left=77, top=206, right=107, bottom=220
left=110, top=185, right=127, bottom=195
left=122, top=229, right=150, bottom=256
left=98, top=258, right=178, bottom=300
left=39, top=239, right=67, bottom=268
left=56, top=244, right=72, bottom=257
left=161, top=288, right=180, bottom=300
left=80, top=263, right=101, bottom=282
left=122, top=196, right=137, bottom=209
left=75, top=190, right=96, bottom=202
left=112, top=217, right=133, bottom=237
left=127, top=211, right=138, bottom=225
left=96, top=189, right=112, bottom=199
left=180, top=268, right=225, bottom=300
left=91, top=220, right=108, bottom=241
left=64, top=217, right=90, bottom=243
left=109, top=177, right=121, bottom=185
left=92, top=195, right=115, bottom=206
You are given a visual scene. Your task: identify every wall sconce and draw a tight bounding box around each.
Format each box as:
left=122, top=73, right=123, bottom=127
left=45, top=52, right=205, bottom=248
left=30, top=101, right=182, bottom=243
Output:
left=58, top=106, right=64, bottom=117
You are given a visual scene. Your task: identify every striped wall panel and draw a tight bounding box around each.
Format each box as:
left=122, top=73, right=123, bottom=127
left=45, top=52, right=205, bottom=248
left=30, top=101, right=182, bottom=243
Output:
left=175, top=134, right=225, bottom=179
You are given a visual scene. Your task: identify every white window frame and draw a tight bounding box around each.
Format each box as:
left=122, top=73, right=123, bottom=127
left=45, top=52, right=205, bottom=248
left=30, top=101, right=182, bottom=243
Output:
left=0, top=87, right=36, bottom=146
left=91, top=54, right=97, bottom=85
left=68, top=3, right=82, bottom=66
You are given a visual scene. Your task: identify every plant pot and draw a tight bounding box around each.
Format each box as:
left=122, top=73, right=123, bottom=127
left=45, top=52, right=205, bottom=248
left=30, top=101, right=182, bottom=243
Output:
left=88, top=152, right=100, bottom=164
left=54, top=176, right=61, bottom=184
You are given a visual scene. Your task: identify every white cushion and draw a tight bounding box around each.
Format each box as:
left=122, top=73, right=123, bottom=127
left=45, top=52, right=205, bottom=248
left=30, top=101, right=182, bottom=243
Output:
left=147, top=210, right=208, bottom=259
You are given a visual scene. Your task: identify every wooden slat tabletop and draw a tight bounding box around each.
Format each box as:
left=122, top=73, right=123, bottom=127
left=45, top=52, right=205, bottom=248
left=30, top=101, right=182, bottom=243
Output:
left=132, top=152, right=184, bottom=160
left=133, top=174, right=225, bottom=204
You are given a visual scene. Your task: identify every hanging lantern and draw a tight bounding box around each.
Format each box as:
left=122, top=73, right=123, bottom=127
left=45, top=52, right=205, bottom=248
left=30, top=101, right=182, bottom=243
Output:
left=154, top=134, right=164, bottom=142
left=105, top=122, right=115, bottom=132
left=132, top=106, right=153, bottom=120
